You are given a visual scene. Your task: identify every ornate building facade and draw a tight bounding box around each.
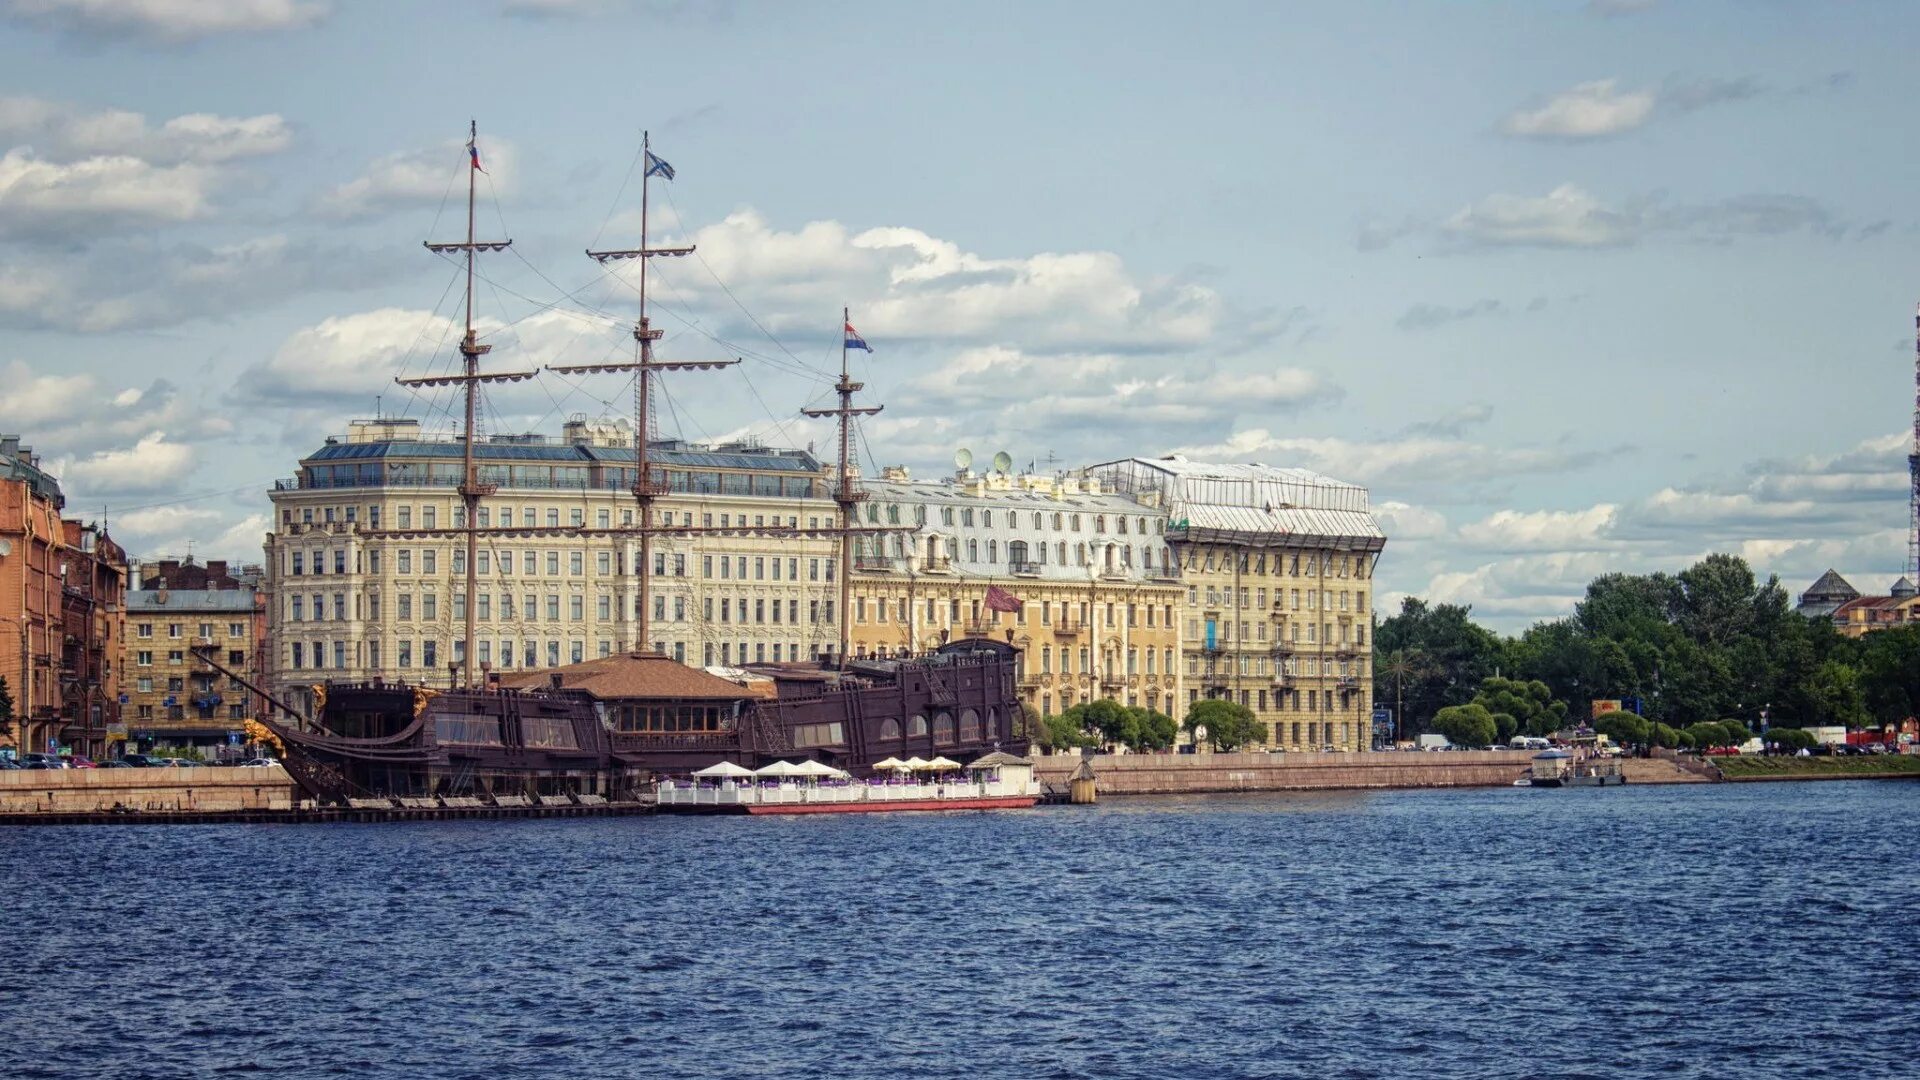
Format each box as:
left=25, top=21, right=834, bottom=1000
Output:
left=1083, top=456, right=1386, bottom=751
left=845, top=468, right=1184, bottom=719
left=264, top=417, right=840, bottom=710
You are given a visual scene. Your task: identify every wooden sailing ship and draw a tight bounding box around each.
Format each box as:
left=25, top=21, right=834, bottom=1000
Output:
left=194, top=124, right=1027, bottom=806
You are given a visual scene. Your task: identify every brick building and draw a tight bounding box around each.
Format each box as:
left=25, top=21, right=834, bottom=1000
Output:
left=1, top=435, right=128, bottom=759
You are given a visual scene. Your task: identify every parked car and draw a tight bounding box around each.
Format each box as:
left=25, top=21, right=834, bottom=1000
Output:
left=67, top=756, right=96, bottom=769
left=239, top=758, right=280, bottom=767
left=96, top=760, right=135, bottom=768
left=20, top=753, right=65, bottom=768
left=20, top=760, right=62, bottom=770
left=117, top=754, right=156, bottom=767
left=0, top=757, right=20, bottom=769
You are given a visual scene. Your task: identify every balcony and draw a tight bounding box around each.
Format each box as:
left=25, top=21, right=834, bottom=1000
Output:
left=1336, top=675, right=1361, bottom=690
left=1010, top=560, right=1041, bottom=577
left=961, top=619, right=995, bottom=638
left=1051, top=620, right=1085, bottom=638
left=1271, top=643, right=1295, bottom=657
left=918, top=559, right=954, bottom=575
left=852, top=555, right=895, bottom=573
left=1017, top=672, right=1045, bottom=689
left=1271, top=672, right=1294, bottom=687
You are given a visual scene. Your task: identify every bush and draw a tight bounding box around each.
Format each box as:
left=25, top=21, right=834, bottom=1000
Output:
left=1766, top=727, right=1816, bottom=752
left=1594, top=709, right=1650, bottom=747
left=1433, top=703, right=1497, bottom=748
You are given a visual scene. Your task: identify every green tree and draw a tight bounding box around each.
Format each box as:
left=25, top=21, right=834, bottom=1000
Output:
left=1649, top=722, right=1681, bottom=749
left=1184, top=699, right=1263, bottom=751
left=1016, top=701, right=1041, bottom=742
left=1593, top=709, right=1650, bottom=748
left=1126, top=706, right=1177, bottom=751
left=1080, top=699, right=1135, bottom=748
left=1431, top=703, right=1497, bottom=748
left=1041, top=708, right=1094, bottom=751
left=0, top=674, right=13, bottom=739
left=1373, top=599, right=1503, bottom=730
left=1857, top=626, right=1920, bottom=726
left=1375, top=648, right=1431, bottom=743
left=1766, top=727, right=1816, bottom=752
left=1804, top=660, right=1869, bottom=728
left=1469, top=677, right=1569, bottom=739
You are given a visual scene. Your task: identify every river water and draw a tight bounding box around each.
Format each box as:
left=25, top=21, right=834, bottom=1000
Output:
left=2, top=781, right=1914, bottom=1079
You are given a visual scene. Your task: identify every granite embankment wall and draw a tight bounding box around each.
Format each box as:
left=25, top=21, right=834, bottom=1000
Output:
left=1034, top=750, right=1533, bottom=795
left=0, top=767, right=298, bottom=814
left=1034, top=751, right=1709, bottom=795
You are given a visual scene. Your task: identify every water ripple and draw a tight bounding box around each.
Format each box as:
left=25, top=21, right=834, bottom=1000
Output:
left=1, top=783, right=1915, bottom=1079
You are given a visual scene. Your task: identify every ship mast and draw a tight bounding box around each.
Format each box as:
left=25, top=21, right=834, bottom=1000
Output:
left=396, top=121, right=535, bottom=689
left=549, top=131, right=735, bottom=654
left=802, top=307, right=882, bottom=663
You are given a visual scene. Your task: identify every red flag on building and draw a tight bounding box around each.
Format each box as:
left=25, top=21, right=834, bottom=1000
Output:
left=984, top=585, right=1024, bottom=613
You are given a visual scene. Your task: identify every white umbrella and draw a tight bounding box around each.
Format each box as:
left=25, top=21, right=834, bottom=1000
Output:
left=901, top=756, right=932, bottom=771
left=870, top=756, right=910, bottom=772
left=753, top=760, right=802, bottom=777
left=924, top=756, right=963, bottom=771
left=792, top=759, right=850, bottom=779
left=692, top=761, right=754, bottom=778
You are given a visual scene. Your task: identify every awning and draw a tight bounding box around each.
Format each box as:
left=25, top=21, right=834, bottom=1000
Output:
left=692, top=761, right=754, bottom=778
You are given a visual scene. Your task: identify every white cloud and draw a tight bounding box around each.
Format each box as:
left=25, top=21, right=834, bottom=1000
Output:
left=2, top=0, right=328, bottom=42
left=0, top=360, right=97, bottom=422
left=0, top=148, right=216, bottom=237
left=1440, top=184, right=1633, bottom=249
left=1503, top=79, right=1656, bottom=138
left=1167, top=428, right=1581, bottom=486
left=60, top=431, right=195, bottom=494
left=0, top=97, right=291, bottom=163
left=629, top=209, right=1224, bottom=352
left=1458, top=505, right=1620, bottom=552
left=317, top=137, right=517, bottom=220
left=1374, top=501, right=1448, bottom=541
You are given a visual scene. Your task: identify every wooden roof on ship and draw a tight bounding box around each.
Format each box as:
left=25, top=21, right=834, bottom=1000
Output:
left=496, top=652, right=752, bottom=703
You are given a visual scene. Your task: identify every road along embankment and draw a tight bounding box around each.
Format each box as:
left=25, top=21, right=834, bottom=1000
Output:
left=0, top=767, right=297, bottom=814
left=1034, top=750, right=1534, bottom=796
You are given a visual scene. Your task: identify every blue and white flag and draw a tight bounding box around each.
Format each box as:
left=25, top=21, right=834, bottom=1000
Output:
left=645, top=150, right=675, bottom=180
left=844, top=321, right=872, bottom=352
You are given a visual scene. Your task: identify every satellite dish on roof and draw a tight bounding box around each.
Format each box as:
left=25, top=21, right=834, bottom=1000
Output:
left=953, top=448, right=973, bottom=471
left=992, top=450, right=1012, bottom=474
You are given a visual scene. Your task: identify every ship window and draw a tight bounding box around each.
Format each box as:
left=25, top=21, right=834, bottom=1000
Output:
left=438, top=714, right=502, bottom=746
left=933, top=711, right=955, bottom=745
left=878, top=718, right=902, bottom=741
left=907, top=715, right=928, bottom=738
left=522, top=715, right=578, bottom=749
left=959, top=708, right=980, bottom=742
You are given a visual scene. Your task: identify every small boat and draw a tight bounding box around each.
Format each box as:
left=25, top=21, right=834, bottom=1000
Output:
left=1566, top=758, right=1627, bottom=786
left=655, top=751, right=1040, bottom=815
left=1527, top=750, right=1573, bottom=787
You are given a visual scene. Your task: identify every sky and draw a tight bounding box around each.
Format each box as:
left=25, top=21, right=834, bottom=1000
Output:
left=0, top=0, right=1913, bottom=633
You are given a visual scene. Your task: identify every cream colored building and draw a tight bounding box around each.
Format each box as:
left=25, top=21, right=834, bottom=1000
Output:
left=264, top=418, right=840, bottom=708
left=845, top=467, right=1185, bottom=720
left=1083, top=456, right=1386, bottom=750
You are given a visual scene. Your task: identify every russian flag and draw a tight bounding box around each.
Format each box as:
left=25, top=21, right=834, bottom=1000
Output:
left=469, top=142, right=485, bottom=173
left=844, top=322, right=872, bottom=352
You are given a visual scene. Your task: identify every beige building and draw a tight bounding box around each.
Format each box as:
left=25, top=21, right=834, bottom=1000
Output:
left=845, top=467, right=1184, bottom=719
left=264, top=417, right=840, bottom=710
left=1083, top=456, right=1386, bottom=750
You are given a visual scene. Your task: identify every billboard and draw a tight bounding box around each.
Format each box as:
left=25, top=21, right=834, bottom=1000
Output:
left=1591, top=699, right=1624, bottom=719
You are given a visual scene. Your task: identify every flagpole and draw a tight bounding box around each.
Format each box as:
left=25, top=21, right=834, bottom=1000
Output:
left=838, top=305, right=852, bottom=665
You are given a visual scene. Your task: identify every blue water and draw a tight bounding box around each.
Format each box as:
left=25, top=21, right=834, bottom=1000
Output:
left=3, top=781, right=1915, bottom=1079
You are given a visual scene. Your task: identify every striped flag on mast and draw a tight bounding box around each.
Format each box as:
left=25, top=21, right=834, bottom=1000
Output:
left=844, top=321, right=872, bottom=352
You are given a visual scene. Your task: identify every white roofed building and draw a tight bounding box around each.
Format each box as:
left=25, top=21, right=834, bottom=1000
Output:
left=1082, top=455, right=1388, bottom=750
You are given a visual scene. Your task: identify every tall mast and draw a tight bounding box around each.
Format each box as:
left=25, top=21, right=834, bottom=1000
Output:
left=1911, top=302, right=1919, bottom=580
left=396, top=121, right=533, bottom=689
left=550, top=130, right=735, bottom=655
left=802, top=307, right=881, bottom=663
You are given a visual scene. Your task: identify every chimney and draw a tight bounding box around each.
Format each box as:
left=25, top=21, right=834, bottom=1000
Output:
left=549, top=674, right=564, bottom=690
left=207, top=560, right=229, bottom=583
